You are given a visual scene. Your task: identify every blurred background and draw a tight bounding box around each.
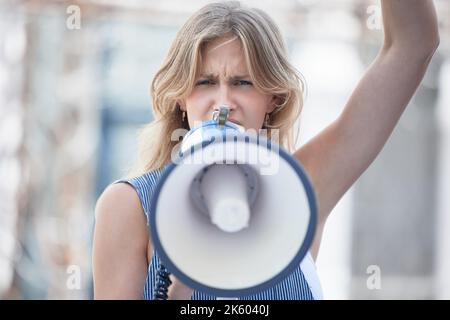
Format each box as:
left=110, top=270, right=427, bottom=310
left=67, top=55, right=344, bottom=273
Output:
left=0, top=0, right=449, bottom=299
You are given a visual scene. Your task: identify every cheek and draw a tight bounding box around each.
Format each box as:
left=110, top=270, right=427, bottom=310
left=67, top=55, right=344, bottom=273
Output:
left=186, top=90, right=212, bottom=115
left=241, top=94, right=270, bottom=116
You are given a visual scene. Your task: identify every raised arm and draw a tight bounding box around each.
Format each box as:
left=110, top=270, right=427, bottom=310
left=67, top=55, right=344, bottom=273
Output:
left=295, top=0, right=439, bottom=259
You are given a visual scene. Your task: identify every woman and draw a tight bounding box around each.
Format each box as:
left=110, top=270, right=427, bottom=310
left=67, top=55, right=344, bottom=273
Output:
left=92, top=1, right=439, bottom=299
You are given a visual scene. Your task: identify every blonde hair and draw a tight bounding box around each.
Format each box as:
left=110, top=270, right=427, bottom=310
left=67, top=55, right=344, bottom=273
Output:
left=128, top=1, right=305, bottom=177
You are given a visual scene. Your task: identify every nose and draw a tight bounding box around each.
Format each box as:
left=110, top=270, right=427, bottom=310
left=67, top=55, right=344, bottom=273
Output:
left=213, top=83, right=237, bottom=115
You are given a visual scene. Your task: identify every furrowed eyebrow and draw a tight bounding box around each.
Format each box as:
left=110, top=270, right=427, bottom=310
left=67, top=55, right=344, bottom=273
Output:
left=198, top=73, right=251, bottom=80
left=231, top=74, right=251, bottom=80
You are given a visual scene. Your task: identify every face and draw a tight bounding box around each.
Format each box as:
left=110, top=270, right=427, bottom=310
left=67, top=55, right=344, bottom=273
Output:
left=180, top=36, right=278, bottom=131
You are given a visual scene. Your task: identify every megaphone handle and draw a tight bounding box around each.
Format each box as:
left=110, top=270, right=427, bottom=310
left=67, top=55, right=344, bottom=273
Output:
left=153, top=264, right=172, bottom=300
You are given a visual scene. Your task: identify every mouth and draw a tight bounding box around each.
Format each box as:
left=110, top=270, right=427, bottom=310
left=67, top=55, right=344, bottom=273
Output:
left=228, top=118, right=242, bottom=126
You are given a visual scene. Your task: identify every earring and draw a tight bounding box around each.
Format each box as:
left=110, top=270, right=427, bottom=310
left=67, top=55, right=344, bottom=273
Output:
left=264, top=113, right=270, bottom=128
left=182, top=111, right=186, bottom=122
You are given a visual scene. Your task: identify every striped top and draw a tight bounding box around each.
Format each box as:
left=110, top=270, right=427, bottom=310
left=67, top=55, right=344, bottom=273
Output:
left=115, top=169, right=323, bottom=300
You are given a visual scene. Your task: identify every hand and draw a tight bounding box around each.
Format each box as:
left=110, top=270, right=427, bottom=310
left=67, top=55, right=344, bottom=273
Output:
left=167, top=274, right=194, bottom=300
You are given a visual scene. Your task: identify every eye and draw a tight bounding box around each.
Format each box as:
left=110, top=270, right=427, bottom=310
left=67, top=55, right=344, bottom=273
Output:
left=233, top=80, right=253, bottom=86
left=196, top=79, right=215, bottom=86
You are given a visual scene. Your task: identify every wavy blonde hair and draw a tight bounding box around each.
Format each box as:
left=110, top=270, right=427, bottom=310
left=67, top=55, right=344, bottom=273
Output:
left=128, top=1, right=305, bottom=177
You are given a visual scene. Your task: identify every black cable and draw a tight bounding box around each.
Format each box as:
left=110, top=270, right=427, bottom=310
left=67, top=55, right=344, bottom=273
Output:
left=153, top=263, right=172, bottom=300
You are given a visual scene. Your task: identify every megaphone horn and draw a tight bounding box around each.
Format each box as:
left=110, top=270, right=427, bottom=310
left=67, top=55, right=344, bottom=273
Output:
left=150, top=105, right=317, bottom=298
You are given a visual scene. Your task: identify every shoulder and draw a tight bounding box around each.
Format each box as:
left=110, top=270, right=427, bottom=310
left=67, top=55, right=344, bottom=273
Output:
left=94, top=183, right=148, bottom=245
left=95, top=183, right=143, bottom=220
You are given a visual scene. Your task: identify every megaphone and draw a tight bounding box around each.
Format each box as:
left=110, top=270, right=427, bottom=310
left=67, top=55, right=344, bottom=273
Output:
left=150, top=106, right=317, bottom=298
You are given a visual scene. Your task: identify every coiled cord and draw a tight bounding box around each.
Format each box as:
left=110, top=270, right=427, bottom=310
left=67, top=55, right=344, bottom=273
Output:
left=153, top=264, right=172, bottom=300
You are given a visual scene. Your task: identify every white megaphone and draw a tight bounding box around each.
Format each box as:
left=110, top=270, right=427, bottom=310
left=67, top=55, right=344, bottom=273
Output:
left=149, top=105, right=317, bottom=298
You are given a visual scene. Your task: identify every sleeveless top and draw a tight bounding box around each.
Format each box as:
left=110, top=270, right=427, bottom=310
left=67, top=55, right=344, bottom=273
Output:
left=115, top=169, right=323, bottom=300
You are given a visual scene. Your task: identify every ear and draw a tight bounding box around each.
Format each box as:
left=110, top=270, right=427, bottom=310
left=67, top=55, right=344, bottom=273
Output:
left=267, top=95, right=283, bottom=113
left=177, top=100, right=186, bottom=112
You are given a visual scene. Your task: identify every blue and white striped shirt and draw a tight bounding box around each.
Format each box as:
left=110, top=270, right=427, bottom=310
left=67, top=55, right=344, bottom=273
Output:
left=116, top=169, right=322, bottom=300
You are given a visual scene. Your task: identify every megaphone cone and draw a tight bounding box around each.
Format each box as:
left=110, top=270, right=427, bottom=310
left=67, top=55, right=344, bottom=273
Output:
left=150, top=106, right=316, bottom=298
